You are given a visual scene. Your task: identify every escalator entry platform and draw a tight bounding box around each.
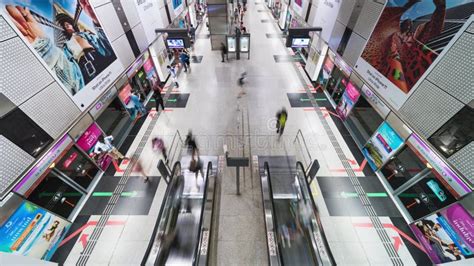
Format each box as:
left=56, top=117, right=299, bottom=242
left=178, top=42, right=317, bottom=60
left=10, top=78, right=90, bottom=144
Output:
left=143, top=156, right=218, bottom=266
left=258, top=156, right=335, bottom=266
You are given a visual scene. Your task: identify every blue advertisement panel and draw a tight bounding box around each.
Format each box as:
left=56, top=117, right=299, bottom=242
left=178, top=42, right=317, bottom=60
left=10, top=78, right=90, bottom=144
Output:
left=362, top=122, right=404, bottom=170
left=172, top=0, right=183, bottom=10
left=0, top=201, right=70, bottom=260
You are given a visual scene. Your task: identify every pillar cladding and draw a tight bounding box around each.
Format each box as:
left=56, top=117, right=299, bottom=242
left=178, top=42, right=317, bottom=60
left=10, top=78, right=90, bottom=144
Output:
left=207, top=0, right=229, bottom=50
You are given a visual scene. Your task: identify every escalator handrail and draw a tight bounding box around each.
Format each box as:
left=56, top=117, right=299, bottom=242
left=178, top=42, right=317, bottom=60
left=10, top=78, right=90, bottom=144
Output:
left=263, top=161, right=284, bottom=264
left=296, top=161, right=336, bottom=266
left=141, top=161, right=182, bottom=265
left=193, top=161, right=212, bottom=264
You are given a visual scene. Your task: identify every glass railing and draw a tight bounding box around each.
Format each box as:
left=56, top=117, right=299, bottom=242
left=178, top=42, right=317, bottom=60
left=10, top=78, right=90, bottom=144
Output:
left=295, top=161, right=335, bottom=266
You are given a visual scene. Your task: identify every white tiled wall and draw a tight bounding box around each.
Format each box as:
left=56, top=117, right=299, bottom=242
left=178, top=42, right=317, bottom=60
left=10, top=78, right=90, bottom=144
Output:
left=113, top=34, right=136, bottom=67
left=19, top=83, right=81, bottom=139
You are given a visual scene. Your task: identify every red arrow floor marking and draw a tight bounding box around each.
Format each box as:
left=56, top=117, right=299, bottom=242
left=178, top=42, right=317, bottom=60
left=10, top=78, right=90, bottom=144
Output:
left=392, top=236, right=403, bottom=252
left=112, top=160, right=124, bottom=173
left=79, top=234, right=88, bottom=249
left=59, top=220, right=126, bottom=248
left=330, top=159, right=367, bottom=173
left=352, top=222, right=426, bottom=253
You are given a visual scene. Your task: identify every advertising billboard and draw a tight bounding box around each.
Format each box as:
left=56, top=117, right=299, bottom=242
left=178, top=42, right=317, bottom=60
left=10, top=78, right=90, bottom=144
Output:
left=0, top=0, right=123, bottom=110
left=76, top=122, right=111, bottom=170
left=336, top=82, right=360, bottom=120
left=0, top=201, right=70, bottom=260
left=355, top=0, right=474, bottom=110
left=410, top=203, right=474, bottom=264
left=172, top=0, right=183, bottom=10
left=362, top=122, right=404, bottom=170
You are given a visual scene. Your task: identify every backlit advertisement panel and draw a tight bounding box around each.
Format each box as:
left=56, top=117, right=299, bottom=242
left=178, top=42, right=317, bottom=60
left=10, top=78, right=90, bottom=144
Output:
left=0, top=201, right=70, bottom=260
left=291, top=0, right=306, bottom=17
left=410, top=203, right=474, bottom=264
left=172, top=0, right=183, bottom=10
left=76, top=123, right=111, bottom=170
left=362, top=122, right=404, bottom=170
left=355, top=0, right=474, bottom=110
left=336, top=82, right=360, bottom=120
left=0, top=0, right=123, bottom=110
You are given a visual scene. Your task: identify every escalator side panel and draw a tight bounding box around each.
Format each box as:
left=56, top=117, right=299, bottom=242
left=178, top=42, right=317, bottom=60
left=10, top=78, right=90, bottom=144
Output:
left=260, top=163, right=282, bottom=266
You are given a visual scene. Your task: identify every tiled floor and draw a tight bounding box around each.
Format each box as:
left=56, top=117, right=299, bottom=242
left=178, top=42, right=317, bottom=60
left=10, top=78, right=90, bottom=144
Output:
left=52, top=1, right=433, bottom=265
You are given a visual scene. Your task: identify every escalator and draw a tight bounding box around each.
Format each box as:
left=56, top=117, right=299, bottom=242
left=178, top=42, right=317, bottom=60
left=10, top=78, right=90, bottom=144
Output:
left=259, top=156, right=335, bottom=266
left=143, top=156, right=218, bottom=266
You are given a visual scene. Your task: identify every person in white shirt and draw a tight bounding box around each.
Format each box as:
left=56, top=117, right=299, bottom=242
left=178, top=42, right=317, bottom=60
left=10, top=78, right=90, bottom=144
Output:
left=167, top=65, right=179, bottom=88
left=93, top=135, right=127, bottom=161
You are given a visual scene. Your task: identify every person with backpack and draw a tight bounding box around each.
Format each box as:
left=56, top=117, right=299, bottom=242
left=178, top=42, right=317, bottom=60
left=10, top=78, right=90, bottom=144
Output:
left=276, top=107, right=288, bottom=139
left=179, top=50, right=190, bottom=72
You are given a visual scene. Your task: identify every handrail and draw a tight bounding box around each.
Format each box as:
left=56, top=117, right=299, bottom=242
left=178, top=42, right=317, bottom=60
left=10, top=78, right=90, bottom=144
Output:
left=141, top=161, right=181, bottom=265
left=168, top=130, right=184, bottom=166
left=263, top=161, right=284, bottom=264
left=296, top=161, right=336, bottom=266
left=194, top=161, right=212, bottom=265
left=294, top=129, right=312, bottom=170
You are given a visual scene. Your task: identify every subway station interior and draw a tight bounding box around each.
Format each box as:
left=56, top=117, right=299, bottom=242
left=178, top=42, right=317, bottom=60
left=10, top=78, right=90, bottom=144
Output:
left=0, top=0, right=473, bottom=265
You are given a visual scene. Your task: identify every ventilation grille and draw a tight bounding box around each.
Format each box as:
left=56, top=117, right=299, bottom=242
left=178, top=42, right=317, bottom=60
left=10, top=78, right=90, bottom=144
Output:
left=353, top=0, right=384, bottom=39
left=427, top=32, right=474, bottom=105
left=0, top=136, right=35, bottom=198
left=0, top=16, right=16, bottom=41
left=20, top=83, right=80, bottom=139
left=448, top=142, right=474, bottom=187
left=0, top=37, right=54, bottom=105
left=400, top=80, right=464, bottom=138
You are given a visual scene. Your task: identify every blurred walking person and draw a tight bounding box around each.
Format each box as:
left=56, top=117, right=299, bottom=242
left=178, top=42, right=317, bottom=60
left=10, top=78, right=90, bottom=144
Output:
left=276, top=108, right=288, bottom=139
left=152, top=87, right=165, bottom=112
left=167, top=65, right=179, bottom=87
left=220, top=42, right=227, bottom=62
left=152, top=137, right=168, bottom=162
left=133, top=159, right=150, bottom=183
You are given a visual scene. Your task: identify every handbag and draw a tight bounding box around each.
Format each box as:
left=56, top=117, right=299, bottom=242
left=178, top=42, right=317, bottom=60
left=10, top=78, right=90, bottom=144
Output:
left=189, top=159, right=198, bottom=172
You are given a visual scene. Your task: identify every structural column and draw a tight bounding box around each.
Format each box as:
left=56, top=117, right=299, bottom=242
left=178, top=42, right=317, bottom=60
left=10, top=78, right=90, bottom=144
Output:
left=207, top=0, right=229, bottom=50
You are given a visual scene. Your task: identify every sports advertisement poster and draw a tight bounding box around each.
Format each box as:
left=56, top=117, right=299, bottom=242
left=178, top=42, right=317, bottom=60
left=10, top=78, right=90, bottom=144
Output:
left=0, top=201, right=70, bottom=260
left=355, top=0, right=474, bottom=110
left=0, top=0, right=124, bottom=110
left=410, top=203, right=474, bottom=263
left=362, top=122, right=404, bottom=170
